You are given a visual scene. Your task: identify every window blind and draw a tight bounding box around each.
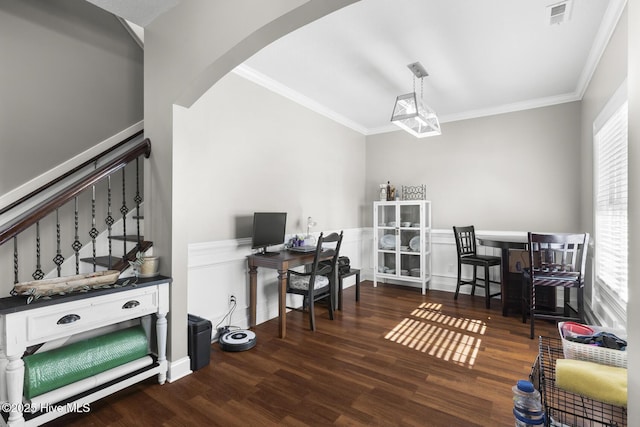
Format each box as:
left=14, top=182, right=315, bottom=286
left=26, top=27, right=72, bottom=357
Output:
left=594, top=101, right=628, bottom=304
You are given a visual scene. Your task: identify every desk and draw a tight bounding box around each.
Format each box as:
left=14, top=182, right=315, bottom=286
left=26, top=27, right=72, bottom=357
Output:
left=247, top=250, right=333, bottom=338
left=477, top=235, right=527, bottom=317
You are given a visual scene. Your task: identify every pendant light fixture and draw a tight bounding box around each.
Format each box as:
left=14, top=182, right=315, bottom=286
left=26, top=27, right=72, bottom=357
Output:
left=391, top=62, right=441, bottom=138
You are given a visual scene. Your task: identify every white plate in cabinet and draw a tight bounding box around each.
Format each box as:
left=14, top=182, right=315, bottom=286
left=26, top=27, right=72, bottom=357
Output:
left=24, top=287, right=159, bottom=346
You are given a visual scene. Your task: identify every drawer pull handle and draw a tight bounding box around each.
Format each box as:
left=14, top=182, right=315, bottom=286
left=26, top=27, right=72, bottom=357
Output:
left=57, top=314, right=81, bottom=324
left=123, top=300, right=140, bottom=309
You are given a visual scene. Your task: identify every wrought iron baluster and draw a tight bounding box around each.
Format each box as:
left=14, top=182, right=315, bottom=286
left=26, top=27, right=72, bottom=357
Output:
left=13, top=236, right=18, bottom=284
left=89, top=185, right=99, bottom=272
left=72, top=197, right=82, bottom=274
left=105, top=175, right=114, bottom=268
left=53, top=208, right=65, bottom=276
left=134, top=157, right=142, bottom=252
left=33, top=222, right=44, bottom=280
left=121, top=168, right=129, bottom=261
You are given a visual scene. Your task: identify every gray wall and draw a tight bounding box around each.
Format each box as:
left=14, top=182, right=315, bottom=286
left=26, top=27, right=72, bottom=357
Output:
left=144, top=0, right=357, bottom=375
left=173, top=72, right=365, bottom=243
left=579, top=6, right=628, bottom=234
left=0, top=0, right=143, bottom=194
left=627, top=1, right=638, bottom=421
left=365, top=101, right=582, bottom=232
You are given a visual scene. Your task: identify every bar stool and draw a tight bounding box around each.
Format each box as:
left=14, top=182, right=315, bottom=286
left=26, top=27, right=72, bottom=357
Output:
left=453, top=225, right=502, bottom=309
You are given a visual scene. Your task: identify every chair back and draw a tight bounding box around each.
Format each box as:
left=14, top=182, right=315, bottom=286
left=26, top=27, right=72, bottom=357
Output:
left=527, top=232, right=589, bottom=285
left=453, top=226, right=478, bottom=258
left=320, top=231, right=344, bottom=274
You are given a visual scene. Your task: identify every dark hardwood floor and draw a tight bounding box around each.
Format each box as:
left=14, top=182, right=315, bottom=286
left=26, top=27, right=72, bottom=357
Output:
left=48, top=282, right=558, bottom=426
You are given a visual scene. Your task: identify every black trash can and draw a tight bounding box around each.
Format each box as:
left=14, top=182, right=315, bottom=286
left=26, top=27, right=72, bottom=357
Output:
left=188, top=314, right=212, bottom=371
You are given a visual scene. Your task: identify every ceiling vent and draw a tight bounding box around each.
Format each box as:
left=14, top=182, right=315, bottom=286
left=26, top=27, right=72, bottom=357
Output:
left=547, top=0, right=572, bottom=25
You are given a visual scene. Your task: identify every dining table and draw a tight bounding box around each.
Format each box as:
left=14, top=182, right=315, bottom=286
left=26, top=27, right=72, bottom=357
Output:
left=476, top=235, right=527, bottom=316
left=476, top=234, right=556, bottom=317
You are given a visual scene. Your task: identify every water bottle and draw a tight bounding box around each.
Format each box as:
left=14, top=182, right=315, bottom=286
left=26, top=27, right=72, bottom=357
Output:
left=512, top=380, right=545, bottom=426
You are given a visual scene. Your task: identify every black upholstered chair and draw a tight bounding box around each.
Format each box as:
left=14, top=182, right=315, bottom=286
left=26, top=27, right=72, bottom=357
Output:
left=522, top=232, right=589, bottom=339
left=286, top=231, right=343, bottom=331
left=452, top=226, right=502, bottom=309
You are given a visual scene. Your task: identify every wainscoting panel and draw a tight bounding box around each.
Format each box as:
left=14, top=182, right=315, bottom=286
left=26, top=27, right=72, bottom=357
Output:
left=187, top=228, right=370, bottom=334
left=186, top=229, right=535, bottom=330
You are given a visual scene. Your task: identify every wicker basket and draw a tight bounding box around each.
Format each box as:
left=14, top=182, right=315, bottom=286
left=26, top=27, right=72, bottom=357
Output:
left=558, top=322, right=627, bottom=368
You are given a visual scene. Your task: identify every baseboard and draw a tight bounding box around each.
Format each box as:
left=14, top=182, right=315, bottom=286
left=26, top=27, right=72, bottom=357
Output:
left=167, top=356, right=192, bottom=383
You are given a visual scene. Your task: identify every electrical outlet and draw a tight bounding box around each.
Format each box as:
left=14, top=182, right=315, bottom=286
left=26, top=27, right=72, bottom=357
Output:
left=228, top=294, right=236, bottom=306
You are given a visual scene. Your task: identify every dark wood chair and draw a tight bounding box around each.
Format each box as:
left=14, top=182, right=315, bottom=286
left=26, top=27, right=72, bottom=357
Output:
left=452, top=226, right=502, bottom=309
left=286, top=231, right=343, bottom=331
left=522, top=232, right=589, bottom=339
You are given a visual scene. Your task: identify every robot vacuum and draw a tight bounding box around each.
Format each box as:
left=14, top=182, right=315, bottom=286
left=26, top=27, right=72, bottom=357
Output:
left=219, top=329, right=257, bottom=352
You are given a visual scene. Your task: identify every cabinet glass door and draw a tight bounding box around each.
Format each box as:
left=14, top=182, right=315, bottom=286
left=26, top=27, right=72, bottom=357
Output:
left=377, top=203, right=397, bottom=275
left=399, top=203, right=420, bottom=278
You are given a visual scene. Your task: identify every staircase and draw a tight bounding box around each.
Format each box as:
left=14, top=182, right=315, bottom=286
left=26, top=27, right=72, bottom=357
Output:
left=0, top=131, right=153, bottom=289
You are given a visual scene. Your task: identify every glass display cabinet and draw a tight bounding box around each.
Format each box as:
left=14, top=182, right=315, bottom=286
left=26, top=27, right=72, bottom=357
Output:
left=373, top=201, right=432, bottom=294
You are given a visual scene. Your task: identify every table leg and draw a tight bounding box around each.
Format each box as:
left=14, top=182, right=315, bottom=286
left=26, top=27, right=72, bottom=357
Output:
left=156, top=311, right=167, bottom=384
left=355, top=271, right=361, bottom=302
left=277, top=269, right=287, bottom=339
left=501, top=248, right=510, bottom=317
left=6, top=352, right=25, bottom=425
left=338, top=271, right=343, bottom=311
left=249, top=265, right=257, bottom=329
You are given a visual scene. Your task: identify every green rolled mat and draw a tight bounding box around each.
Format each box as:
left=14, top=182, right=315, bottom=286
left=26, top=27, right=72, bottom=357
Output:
left=23, top=326, right=148, bottom=399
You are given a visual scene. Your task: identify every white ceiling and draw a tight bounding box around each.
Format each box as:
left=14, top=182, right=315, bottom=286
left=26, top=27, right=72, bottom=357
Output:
left=88, top=0, right=626, bottom=136
left=238, top=0, right=625, bottom=135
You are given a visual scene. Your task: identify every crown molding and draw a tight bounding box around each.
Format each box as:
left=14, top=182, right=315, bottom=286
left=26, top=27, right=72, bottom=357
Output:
left=574, top=0, right=627, bottom=100
left=235, top=0, right=627, bottom=138
left=233, top=64, right=368, bottom=135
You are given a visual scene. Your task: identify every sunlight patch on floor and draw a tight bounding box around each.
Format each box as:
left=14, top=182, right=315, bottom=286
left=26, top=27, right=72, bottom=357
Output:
left=384, top=303, right=486, bottom=368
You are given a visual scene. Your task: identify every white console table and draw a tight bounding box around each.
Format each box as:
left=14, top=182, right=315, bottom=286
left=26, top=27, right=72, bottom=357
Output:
left=0, top=276, right=170, bottom=426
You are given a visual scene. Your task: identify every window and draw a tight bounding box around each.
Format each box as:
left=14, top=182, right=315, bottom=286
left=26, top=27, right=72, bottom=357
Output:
left=593, top=80, right=627, bottom=325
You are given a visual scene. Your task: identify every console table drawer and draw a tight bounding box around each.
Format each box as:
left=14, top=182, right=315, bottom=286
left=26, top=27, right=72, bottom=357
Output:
left=26, top=287, right=159, bottom=344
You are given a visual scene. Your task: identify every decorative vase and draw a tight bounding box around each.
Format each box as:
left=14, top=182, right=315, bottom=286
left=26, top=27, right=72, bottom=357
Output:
left=138, top=256, right=160, bottom=277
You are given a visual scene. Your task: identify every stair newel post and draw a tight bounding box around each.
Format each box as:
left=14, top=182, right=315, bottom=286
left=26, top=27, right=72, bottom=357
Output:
left=72, top=197, right=82, bottom=274
left=135, top=157, right=142, bottom=253
left=121, top=168, right=129, bottom=263
left=53, top=208, right=65, bottom=277
left=89, top=185, right=99, bottom=272
left=13, top=236, right=18, bottom=284
left=32, top=222, right=44, bottom=280
left=106, top=175, right=114, bottom=269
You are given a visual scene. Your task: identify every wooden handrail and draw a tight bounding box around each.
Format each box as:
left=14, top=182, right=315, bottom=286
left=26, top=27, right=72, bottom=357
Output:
left=0, top=138, right=151, bottom=246
left=0, top=130, right=144, bottom=217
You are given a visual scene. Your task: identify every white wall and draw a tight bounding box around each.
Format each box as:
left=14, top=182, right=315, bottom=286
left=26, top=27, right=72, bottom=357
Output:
left=365, top=102, right=582, bottom=232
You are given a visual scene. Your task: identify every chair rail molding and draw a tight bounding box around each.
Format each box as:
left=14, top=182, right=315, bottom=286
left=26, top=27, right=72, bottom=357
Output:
left=186, top=227, right=552, bottom=332
left=187, top=228, right=368, bottom=332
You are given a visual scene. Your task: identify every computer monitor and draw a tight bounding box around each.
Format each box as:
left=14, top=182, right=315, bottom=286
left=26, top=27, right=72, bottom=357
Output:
left=251, top=212, right=287, bottom=256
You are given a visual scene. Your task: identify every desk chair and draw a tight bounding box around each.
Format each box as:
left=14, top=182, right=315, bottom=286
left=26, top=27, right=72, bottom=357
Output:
left=522, top=232, right=589, bottom=339
left=286, top=231, right=343, bottom=331
left=453, top=226, right=502, bottom=309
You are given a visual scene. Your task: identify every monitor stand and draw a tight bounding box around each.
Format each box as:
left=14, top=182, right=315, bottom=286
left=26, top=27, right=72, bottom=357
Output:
left=257, top=247, right=279, bottom=256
